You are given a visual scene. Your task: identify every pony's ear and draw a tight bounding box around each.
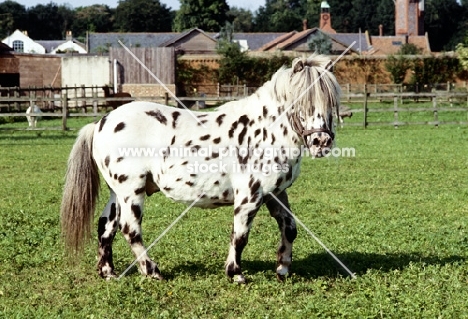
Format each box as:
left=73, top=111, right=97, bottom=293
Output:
left=293, top=59, right=304, bottom=73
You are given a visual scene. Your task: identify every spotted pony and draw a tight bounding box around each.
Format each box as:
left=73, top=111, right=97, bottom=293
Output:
left=60, top=55, right=341, bottom=283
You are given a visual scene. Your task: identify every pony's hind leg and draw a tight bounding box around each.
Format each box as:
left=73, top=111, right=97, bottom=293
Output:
left=265, top=191, right=297, bottom=281
left=97, top=190, right=119, bottom=279
left=118, top=194, right=163, bottom=280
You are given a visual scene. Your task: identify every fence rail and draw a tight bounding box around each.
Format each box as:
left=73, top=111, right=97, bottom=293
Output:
left=1, top=87, right=468, bottom=130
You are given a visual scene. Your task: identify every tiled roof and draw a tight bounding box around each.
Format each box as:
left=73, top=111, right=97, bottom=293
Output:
left=369, top=34, right=430, bottom=55
left=257, top=28, right=363, bottom=54
left=231, top=33, right=289, bottom=51
left=407, top=36, right=431, bottom=54
left=159, top=28, right=216, bottom=47
left=275, top=28, right=319, bottom=50
left=257, top=31, right=297, bottom=51
left=36, top=39, right=85, bottom=53
left=0, top=42, right=13, bottom=52
left=88, top=30, right=431, bottom=55
left=88, top=32, right=178, bottom=52
left=327, top=33, right=371, bottom=53
left=90, top=31, right=291, bottom=53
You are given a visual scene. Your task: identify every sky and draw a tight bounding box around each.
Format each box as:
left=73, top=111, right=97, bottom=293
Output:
left=11, top=0, right=265, bottom=12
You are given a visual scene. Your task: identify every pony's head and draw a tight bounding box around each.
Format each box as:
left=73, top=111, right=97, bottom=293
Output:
left=274, top=55, right=341, bottom=158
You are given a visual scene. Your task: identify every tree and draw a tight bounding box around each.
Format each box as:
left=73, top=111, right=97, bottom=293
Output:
left=27, top=3, right=74, bottom=40
left=217, top=40, right=249, bottom=84
left=399, top=43, right=422, bottom=55
left=424, top=0, right=464, bottom=51
left=227, top=6, right=254, bottom=32
left=456, top=42, right=468, bottom=71
left=307, top=31, right=331, bottom=54
left=253, top=0, right=305, bottom=32
left=409, top=56, right=459, bottom=88
left=72, top=5, right=114, bottom=40
left=325, top=0, right=352, bottom=33
left=349, top=0, right=377, bottom=34
left=114, top=0, right=173, bottom=32
left=372, top=0, right=394, bottom=35
left=384, top=55, right=412, bottom=84
left=0, top=0, right=28, bottom=39
left=174, top=0, right=230, bottom=32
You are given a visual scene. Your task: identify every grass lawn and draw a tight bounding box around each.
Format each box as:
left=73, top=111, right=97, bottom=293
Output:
left=0, top=114, right=467, bottom=318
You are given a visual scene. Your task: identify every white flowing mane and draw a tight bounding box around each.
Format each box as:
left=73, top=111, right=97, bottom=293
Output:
left=221, top=55, right=341, bottom=132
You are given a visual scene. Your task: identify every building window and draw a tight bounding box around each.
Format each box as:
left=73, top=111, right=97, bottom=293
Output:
left=12, top=40, right=24, bottom=52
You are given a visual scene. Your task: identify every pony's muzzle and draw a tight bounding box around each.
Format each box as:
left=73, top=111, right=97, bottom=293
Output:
left=308, top=132, right=333, bottom=158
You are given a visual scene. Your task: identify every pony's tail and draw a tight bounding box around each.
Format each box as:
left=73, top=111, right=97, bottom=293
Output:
left=60, top=123, right=100, bottom=256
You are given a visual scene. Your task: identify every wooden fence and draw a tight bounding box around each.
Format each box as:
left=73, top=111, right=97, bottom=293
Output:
left=343, top=87, right=468, bottom=128
left=1, top=86, right=468, bottom=130
left=109, top=47, right=175, bottom=85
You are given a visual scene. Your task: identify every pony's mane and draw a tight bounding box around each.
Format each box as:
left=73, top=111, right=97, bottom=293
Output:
left=258, top=54, right=341, bottom=130
left=217, top=55, right=341, bottom=132
left=282, top=55, right=339, bottom=121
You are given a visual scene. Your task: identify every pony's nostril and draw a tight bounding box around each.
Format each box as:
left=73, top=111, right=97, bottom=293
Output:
left=312, top=138, right=320, bottom=146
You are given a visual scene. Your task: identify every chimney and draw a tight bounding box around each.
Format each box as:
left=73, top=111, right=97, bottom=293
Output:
left=303, top=19, right=308, bottom=31
left=379, top=24, right=383, bottom=36
left=22, top=30, right=28, bottom=37
left=66, top=31, right=72, bottom=41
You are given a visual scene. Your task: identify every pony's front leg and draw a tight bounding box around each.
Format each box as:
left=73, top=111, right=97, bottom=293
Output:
left=118, top=195, right=163, bottom=280
left=97, top=190, right=119, bottom=279
left=265, top=191, right=297, bottom=281
left=225, top=189, right=262, bottom=283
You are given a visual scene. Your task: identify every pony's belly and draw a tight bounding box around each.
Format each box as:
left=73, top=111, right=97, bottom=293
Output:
left=157, top=170, right=235, bottom=207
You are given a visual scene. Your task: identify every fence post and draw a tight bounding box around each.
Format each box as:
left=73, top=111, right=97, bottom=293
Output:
left=92, top=87, right=98, bottom=115
left=394, top=95, right=399, bottom=129
left=62, top=91, right=68, bottom=131
left=363, top=83, right=368, bottom=128
left=14, top=88, right=19, bottom=111
left=432, top=90, right=438, bottom=128
left=29, top=100, right=36, bottom=129
left=165, top=92, right=169, bottom=105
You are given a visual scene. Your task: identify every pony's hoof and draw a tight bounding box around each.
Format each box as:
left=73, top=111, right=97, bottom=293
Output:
left=234, top=274, right=247, bottom=284
left=148, top=273, right=164, bottom=281
left=276, top=273, right=286, bottom=282
left=276, top=264, right=289, bottom=282
left=102, top=272, right=117, bottom=280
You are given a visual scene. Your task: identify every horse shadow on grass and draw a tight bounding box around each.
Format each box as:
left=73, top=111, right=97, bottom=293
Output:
left=162, top=252, right=466, bottom=280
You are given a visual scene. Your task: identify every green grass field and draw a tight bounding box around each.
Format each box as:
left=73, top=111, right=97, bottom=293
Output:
left=0, top=114, right=467, bottom=318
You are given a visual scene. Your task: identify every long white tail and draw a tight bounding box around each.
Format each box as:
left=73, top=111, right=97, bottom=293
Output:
left=60, top=123, right=100, bottom=255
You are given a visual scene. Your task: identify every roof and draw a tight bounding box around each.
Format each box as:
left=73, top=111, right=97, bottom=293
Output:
left=369, top=34, right=431, bottom=55
left=280, top=29, right=323, bottom=50
left=89, top=31, right=290, bottom=53
left=88, top=32, right=178, bottom=53
left=36, top=39, right=86, bottom=53
left=258, top=28, right=362, bottom=54
left=327, top=33, right=371, bottom=53
left=0, top=42, right=13, bottom=52
left=159, top=28, right=216, bottom=47
left=231, top=33, right=289, bottom=51
left=257, top=32, right=297, bottom=51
